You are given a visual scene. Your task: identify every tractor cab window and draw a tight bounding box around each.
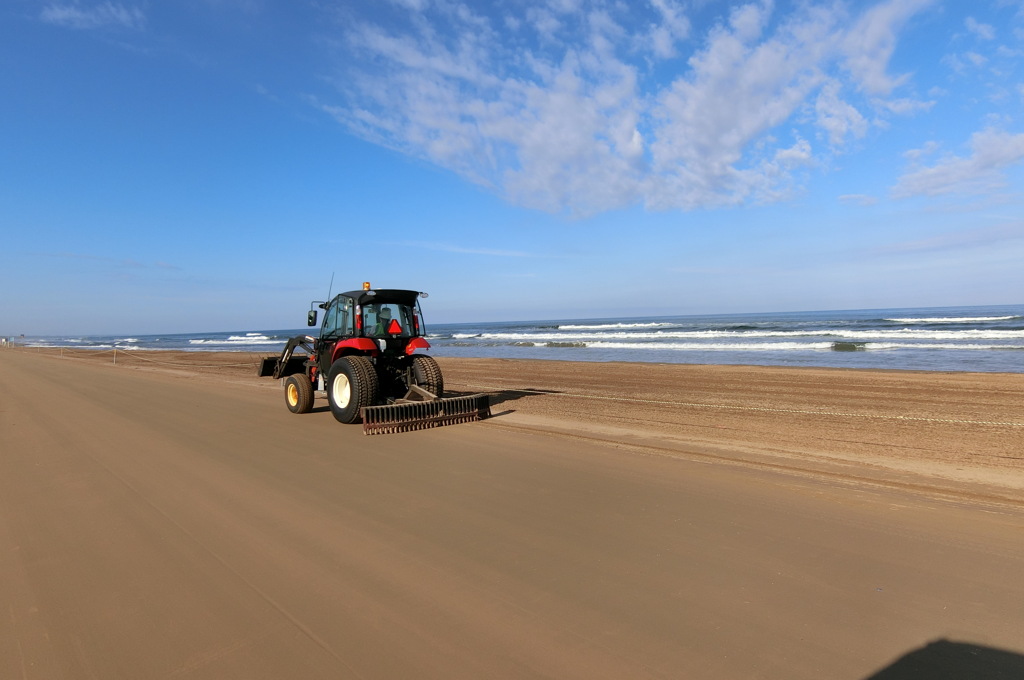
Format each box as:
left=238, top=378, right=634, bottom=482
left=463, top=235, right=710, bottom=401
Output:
left=364, top=303, right=413, bottom=337
left=322, top=297, right=353, bottom=338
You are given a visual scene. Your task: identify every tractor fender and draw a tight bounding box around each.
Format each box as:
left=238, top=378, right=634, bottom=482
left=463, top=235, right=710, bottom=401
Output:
left=404, top=337, right=431, bottom=355
left=330, top=338, right=378, bottom=364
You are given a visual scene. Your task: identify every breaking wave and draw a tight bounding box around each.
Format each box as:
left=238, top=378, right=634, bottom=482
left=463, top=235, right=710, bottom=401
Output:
left=468, top=329, right=1024, bottom=342
left=189, top=334, right=280, bottom=345
left=586, top=341, right=837, bottom=351
left=583, top=341, right=1024, bottom=352
left=884, top=316, right=1020, bottom=324
left=559, top=322, right=678, bottom=330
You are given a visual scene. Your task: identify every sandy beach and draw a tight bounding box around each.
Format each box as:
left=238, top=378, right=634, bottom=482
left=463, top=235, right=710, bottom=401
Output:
left=19, top=346, right=1024, bottom=499
left=2, top=346, right=1023, bottom=678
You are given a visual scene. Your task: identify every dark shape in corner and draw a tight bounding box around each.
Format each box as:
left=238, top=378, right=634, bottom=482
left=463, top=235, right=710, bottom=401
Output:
left=864, top=639, right=1024, bottom=680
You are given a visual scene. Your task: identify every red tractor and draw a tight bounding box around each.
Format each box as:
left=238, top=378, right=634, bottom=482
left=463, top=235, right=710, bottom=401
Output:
left=259, top=283, right=488, bottom=434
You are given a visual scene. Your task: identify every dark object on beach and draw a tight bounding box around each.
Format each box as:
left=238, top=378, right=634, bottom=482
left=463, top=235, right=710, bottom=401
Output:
left=832, top=342, right=867, bottom=352
left=864, top=638, right=1024, bottom=680
left=258, top=282, right=489, bottom=434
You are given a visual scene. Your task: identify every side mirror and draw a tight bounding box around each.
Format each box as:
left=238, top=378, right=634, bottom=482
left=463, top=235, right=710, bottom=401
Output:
left=307, top=310, right=318, bottom=327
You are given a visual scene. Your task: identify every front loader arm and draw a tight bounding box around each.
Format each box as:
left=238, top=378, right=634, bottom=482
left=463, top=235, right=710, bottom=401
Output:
left=257, top=335, right=315, bottom=379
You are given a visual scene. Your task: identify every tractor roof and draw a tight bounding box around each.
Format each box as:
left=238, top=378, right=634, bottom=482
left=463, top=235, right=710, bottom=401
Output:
left=338, top=289, right=422, bottom=307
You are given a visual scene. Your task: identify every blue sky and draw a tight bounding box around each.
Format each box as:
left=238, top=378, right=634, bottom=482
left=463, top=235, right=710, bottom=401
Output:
left=2, top=0, right=1023, bottom=335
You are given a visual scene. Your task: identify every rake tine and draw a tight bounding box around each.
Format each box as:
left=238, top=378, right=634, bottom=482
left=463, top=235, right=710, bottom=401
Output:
left=361, top=394, right=491, bottom=435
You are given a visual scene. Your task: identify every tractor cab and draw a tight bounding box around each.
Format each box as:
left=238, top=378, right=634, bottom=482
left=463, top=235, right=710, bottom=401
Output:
left=310, top=285, right=429, bottom=362
left=315, top=289, right=425, bottom=338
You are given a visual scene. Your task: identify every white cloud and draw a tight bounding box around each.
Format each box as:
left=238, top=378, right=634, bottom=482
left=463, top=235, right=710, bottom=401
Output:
left=892, top=128, right=1024, bottom=198
left=942, top=53, right=967, bottom=75
left=40, top=2, right=145, bottom=30
left=902, top=139, right=940, bottom=160
left=390, top=0, right=428, bottom=10
left=877, top=97, right=934, bottom=115
left=838, top=194, right=878, bottom=206
left=645, top=0, right=834, bottom=208
left=526, top=7, right=563, bottom=41
left=815, top=80, right=868, bottom=146
left=839, top=0, right=934, bottom=96
left=324, top=0, right=937, bottom=215
left=774, top=137, right=813, bottom=165
left=965, top=51, right=988, bottom=68
left=647, top=0, right=690, bottom=59
left=965, top=17, right=996, bottom=41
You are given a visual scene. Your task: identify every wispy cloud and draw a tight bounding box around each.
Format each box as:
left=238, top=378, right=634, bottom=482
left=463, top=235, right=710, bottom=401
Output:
left=892, top=128, right=1024, bottom=198
left=319, top=0, right=938, bottom=216
left=840, top=0, right=934, bottom=96
left=40, top=2, right=146, bottom=31
left=965, top=17, right=996, bottom=41
left=838, top=193, right=878, bottom=206
left=871, top=221, right=1024, bottom=256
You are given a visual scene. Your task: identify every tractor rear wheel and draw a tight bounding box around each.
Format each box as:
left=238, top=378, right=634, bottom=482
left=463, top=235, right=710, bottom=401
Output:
left=410, top=354, right=444, bottom=397
left=284, top=374, right=314, bottom=414
left=327, top=356, right=379, bottom=424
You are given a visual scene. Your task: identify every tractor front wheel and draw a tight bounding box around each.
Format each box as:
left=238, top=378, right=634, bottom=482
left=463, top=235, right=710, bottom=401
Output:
left=284, top=374, right=314, bottom=414
left=327, top=356, right=379, bottom=424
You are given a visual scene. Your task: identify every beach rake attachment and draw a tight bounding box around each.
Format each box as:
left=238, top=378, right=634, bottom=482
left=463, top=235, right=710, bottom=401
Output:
left=360, top=387, right=491, bottom=435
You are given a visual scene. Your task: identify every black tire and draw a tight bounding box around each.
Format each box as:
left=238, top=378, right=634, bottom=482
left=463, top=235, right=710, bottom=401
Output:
left=284, top=374, right=314, bottom=414
left=327, top=356, right=379, bottom=424
left=410, top=354, right=444, bottom=397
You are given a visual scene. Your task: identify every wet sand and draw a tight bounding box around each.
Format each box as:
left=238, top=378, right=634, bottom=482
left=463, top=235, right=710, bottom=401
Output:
left=2, top=347, right=1023, bottom=678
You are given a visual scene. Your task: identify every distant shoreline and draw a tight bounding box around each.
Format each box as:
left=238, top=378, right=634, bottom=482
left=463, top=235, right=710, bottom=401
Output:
left=12, top=303, right=1023, bottom=373
left=7, top=344, right=1024, bottom=377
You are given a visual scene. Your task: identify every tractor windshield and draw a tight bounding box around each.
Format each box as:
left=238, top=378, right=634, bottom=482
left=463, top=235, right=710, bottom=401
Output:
left=363, top=303, right=417, bottom=338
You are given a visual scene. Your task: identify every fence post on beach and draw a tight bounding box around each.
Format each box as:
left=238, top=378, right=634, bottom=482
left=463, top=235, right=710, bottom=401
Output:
left=113, top=349, right=117, bottom=365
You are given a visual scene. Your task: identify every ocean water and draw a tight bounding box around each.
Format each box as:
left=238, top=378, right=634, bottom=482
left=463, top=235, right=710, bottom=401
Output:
left=15, top=304, right=1024, bottom=373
